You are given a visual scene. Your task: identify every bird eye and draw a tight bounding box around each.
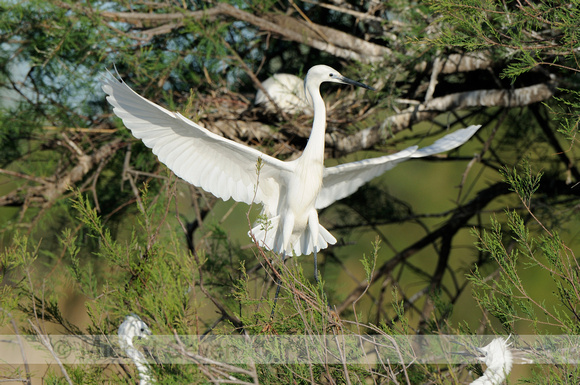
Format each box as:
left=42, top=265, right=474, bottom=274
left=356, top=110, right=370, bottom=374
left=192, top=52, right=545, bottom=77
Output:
left=329, top=73, right=334, bottom=77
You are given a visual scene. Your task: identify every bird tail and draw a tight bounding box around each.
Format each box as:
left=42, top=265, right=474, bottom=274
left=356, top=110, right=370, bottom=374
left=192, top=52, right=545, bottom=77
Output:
left=249, top=216, right=336, bottom=257
left=249, top=216, right=280, bottom=254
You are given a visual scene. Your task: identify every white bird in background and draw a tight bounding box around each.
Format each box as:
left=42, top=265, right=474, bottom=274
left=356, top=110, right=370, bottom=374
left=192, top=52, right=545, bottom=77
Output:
left=255, top=73, right=311, bottom=115
left=470, top=337, right=513, bottom=385
left=118, top=314, right=155, bottom=385
left=103, top=65, right=480, bottom=278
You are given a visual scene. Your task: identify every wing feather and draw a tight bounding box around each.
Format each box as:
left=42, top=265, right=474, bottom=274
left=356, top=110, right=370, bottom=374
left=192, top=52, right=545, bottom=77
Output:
left=103, top=74, right=292, bottom=208
left=315, top=146, right=418, bottom=209
left=315, top=125, right=481, bottom=209
left=410, top=125, right=481, bottom=158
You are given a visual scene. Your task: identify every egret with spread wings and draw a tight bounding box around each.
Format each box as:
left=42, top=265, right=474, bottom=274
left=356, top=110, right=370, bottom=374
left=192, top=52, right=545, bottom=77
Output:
left=103, top=65, right=480, bottom=277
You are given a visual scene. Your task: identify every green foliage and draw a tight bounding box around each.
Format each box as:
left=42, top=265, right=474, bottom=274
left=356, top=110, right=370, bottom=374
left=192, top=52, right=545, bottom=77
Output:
left=0, top=181, right=417, bottom=383
left=470, top=161, right=580, bottom=383
left=430, top=0, right=580, bottom=75
left=500, top=158, right=543, bottom=207
left=0, top=234, right=38, bottom=325
left=360, top=238, right=379, bottom=283
left=547, top=88, right=580, bottom=145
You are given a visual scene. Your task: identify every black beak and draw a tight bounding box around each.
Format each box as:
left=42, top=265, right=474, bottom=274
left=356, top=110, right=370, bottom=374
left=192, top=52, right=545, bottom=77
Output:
left=339, top=76, right=376, bottom=91
left=450, top=340, right=483, bottom=358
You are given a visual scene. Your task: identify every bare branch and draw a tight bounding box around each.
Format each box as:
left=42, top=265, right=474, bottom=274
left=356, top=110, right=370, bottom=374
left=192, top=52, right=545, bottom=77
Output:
left=28, top=320, right=73, bottom=385
left=0, top=139, right=123, bottom=207
left=101, top=4, right=389, bottom=62
left=415, top=52, right=494, bottom=74
left=335, top=182, right=511, bottom=314
left=302, top=0, right=385, bottom=23
left=330, top=82, right=556, bottom=152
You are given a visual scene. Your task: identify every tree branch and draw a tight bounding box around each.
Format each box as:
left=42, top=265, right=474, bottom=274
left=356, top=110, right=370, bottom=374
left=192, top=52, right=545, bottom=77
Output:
left=530, top=104, right=580, bottom=183
left=415, top=52, right=494, bottom=74
left=101, top=3, right=389, bottom=62
left=335, top=181, right=511, bottom=314
left=330, top=82, right=556, bottom=152
left=0, top=139, right=124, bottom=207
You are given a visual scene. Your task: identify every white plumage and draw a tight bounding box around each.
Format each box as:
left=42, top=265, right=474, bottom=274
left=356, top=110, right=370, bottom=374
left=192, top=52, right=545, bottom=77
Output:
left=118, top=314, right=155, bottom=385
left=103, top=65, right=480, bottom=258
left=255, top=73, right=311, bottom=114
left=470, top=337, right=513, bottom=385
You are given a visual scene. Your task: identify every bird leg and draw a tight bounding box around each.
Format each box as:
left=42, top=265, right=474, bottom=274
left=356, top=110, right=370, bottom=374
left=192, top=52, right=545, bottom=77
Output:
left=313, top=249, right=319, bottom=284
left=270, top=253, right=286, bottom=318
left=313, top=249, right=332, bottom=310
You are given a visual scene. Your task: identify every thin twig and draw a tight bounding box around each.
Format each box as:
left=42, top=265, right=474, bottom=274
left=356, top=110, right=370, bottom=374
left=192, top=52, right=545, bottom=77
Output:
left=28, top=320, right=73, bottom=385
left=10, top=317, right=31, bottom=385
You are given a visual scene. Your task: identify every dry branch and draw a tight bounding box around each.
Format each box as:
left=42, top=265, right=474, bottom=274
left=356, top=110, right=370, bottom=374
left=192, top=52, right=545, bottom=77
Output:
left=329, top=82, right=556, bottom=152
left=335, top=182, right=511, bottom=314
left=0, top=139, right=123, bottom=207
left=264, top=13, right=390, bottom=62
left=415, top=52, right=494, bottom=74
left=336, top=175, right=580, bottom=314
left=101, top=3, right=388, bottom=62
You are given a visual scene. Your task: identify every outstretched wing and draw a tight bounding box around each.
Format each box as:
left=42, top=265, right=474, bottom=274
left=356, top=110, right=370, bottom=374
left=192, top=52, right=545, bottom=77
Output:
left=409, top=125, right=481, bottom=158
left=315, top=125, right=481, bottom=209
left=315, top=146, right=418, bottom=210
left=103, top=74, right=292, bottom=209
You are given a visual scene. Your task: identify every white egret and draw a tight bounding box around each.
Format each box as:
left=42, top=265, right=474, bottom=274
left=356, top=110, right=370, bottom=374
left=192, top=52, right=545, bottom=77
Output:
left=103, top=65, right=480, bottom=279
left=118, top=314, right=155, bottom=385
left=255, top=73, right=311, bottom=115
left=470, top=337, right=513, bottom=385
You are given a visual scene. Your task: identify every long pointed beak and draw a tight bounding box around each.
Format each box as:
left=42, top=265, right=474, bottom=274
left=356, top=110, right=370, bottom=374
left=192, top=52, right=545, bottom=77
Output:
left=451, top=348, right=483, bottom=357
left=450, top=341, right=484, bottom=358
left=339, top=76, right=375, bottom=91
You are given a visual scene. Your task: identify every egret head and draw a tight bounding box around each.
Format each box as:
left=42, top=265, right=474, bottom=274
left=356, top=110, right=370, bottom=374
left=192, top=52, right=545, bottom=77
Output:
left=305, top=65, right=375, bottom=91
left=475, top=337, right=513, bottom=370
left=118, top=314, right=152, bottom=345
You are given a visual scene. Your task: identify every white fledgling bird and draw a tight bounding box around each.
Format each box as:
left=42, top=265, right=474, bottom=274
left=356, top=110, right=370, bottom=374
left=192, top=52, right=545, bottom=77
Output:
left=118, top=314, right=155, bottom=385
left=103, top=65, right=480, bottom=269
left=255, top=73, right=311, bottom=115
left=470, top=337, right=513, bottom=385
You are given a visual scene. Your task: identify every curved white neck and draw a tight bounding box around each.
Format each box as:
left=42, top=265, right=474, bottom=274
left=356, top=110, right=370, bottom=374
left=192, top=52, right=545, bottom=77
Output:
left=303, top=82, right=326, bottom=161
left=122, top=337, right=155, bottom=384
